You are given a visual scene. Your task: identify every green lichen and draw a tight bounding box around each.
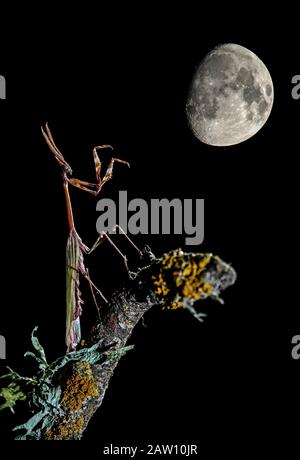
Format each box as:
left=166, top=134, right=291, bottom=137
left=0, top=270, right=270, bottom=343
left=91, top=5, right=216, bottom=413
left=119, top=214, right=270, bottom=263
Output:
left=0, top=382, right=27, bottom=413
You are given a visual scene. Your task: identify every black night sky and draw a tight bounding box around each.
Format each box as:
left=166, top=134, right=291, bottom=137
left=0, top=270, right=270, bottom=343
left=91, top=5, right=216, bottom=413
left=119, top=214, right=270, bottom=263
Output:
left=0, top=6, right=299, bottom=457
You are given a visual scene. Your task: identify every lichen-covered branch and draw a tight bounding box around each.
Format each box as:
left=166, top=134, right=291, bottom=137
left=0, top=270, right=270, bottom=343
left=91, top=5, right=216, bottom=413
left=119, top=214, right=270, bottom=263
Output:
left=0, top=248, right=236, bottom=440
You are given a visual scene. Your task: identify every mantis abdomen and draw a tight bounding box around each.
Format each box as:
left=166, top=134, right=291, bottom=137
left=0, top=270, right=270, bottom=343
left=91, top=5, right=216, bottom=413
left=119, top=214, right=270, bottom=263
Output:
left=66, top=229, right=85, bottom=352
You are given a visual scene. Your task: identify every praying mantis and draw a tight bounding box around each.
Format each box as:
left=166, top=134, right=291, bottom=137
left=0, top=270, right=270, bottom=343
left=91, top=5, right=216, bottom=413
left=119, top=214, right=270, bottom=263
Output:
left=41, top=124, right=142, bottom=352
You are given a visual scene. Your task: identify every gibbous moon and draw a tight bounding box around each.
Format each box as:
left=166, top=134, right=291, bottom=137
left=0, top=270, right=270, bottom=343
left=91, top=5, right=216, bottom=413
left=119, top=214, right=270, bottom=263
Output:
left=186, top=43, right=274, bottom=146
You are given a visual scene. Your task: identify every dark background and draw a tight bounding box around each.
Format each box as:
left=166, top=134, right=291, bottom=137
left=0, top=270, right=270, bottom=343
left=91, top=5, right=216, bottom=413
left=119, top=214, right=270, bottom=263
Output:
left=0, top=6, right=299, bottom=457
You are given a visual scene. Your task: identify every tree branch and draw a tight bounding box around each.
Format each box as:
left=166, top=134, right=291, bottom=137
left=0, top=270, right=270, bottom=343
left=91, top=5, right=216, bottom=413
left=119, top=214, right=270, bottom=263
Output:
left=2, top=247, right=236, bottom=440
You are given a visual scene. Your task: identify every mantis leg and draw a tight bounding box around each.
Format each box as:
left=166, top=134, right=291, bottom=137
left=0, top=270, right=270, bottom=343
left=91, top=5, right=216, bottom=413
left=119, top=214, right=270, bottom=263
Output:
left=82, top=267, right=108, bottom=305
left=42, top=123, right=130, bottom=195
left=89, top=225, right=142, bottom=256
left=67, top=155, right=130, bottom=195
left=82, top=268, right=107, bottom=320
left=87, top=225, right=142, bottom=275
left=92, top=156, right=130, bottom=194
left=41, top=123, right=72, bottom=175
left=113, top=224, right=143, bottom=256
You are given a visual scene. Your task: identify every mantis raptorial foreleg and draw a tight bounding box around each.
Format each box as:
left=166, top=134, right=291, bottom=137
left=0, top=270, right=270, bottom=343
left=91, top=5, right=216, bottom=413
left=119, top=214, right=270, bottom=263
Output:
left=68, top=146, right=130, bottom=195
left=41, top=123, right=130, bottom=195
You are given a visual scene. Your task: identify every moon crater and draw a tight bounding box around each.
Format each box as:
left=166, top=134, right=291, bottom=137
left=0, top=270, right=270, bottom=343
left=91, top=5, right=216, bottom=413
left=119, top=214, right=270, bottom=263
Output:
left=186, top=44, right=274, bottom=146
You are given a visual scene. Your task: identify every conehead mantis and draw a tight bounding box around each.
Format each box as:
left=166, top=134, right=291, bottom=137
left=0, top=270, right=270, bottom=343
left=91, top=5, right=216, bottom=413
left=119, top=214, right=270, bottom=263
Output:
left=41, top=124, right=142, bottom=352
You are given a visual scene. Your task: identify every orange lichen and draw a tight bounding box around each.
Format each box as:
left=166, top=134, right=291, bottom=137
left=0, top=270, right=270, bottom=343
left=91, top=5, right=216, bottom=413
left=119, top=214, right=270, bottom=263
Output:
left=153, top=250, right=214, bottom=309
left=45, top=362, right=99, bottom=440
left=153, top=272, right=170, bottom=296
left=45, top=416, right=84, bottom=440
left=61, top=361, right=99, bottom=413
